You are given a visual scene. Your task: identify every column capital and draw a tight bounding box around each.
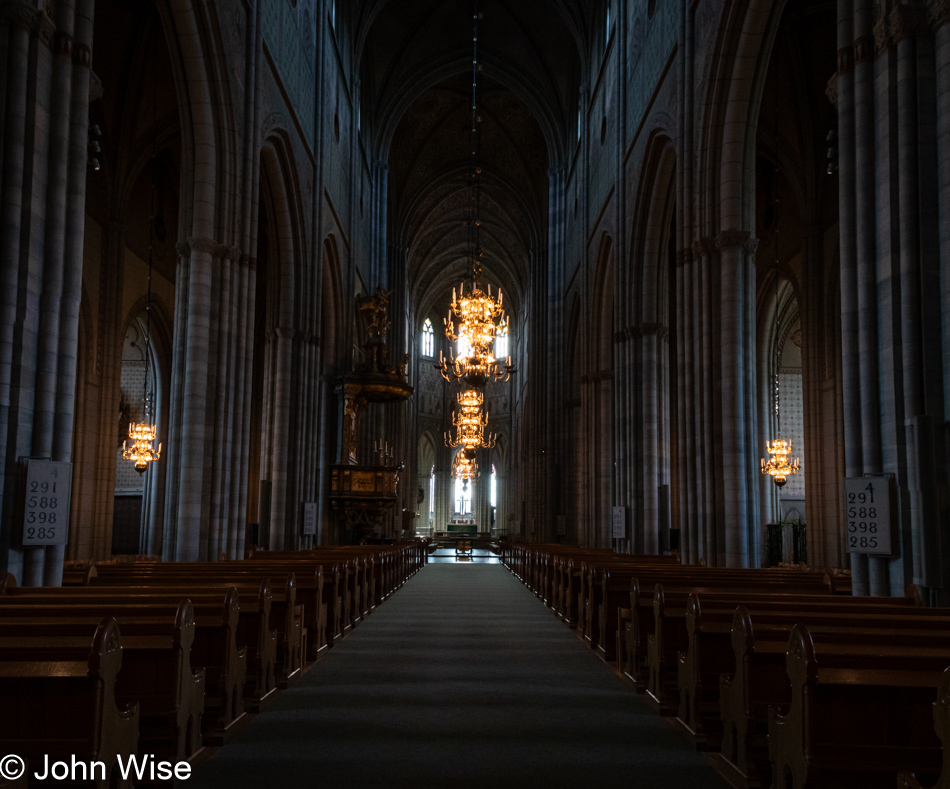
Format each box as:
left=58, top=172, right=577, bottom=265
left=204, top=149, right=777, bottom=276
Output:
left=74, top=43, right=92, bottom=68
left=185, top=236, right=219, bottom=256
left=614, top=323, right=669, bottom=343
left=37, top=5, right=54, bottom=48
left=929, top=0, right=950, bottom=30
left=214, top=243, right=243, bottom=261
left=837, top=45, right=854, bottom=74
left=715, top=229, right=757, bottom=256
left=825, top=74, right=838, bottom=108
left=1, top=1, right=41, bottom=32
left=853, top=35, right=875, bottom=64
left=691, top=237, right=715, bottom=260
left=52, top=29, right=72, bottom=56
left=875, top=4, right=925, bottom=53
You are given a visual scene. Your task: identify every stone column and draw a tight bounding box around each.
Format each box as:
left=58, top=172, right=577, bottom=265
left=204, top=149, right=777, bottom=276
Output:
left=639, top=325, right=664, bottom=555
left=677, top=247, right=696, bottom=563
left=0, top=0, right=95, bottom=585
left=938, top=5, right=950, bottom=433
left=836, top=0, right=865, bottom=591
left=0, top=4, right=42, bottom=583
left=165, top=237, right=255, bottom=560
left=717, top=231, right=758, bottom=569
left=834, top=0, right=950, bottom=596
left=268, top=326, right=296, bottom=550
left=172, top=238, right=215, bottom=561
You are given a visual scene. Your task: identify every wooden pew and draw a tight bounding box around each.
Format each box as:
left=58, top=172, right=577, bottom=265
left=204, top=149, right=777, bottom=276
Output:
left=617, top=571, right=838, bottom=690
left=645, top=584, right=837, bottom=713
left=2, top=575, right=246, bottom=743
left=0, top=617, right=140, bottom=788
left=586, top=562, right=831, bottom=656
left=675, top=591, right=930, bottom=753
left=767, top=623, right=948, bottom=789
left=246, top=554, right=348, bottom=648
left=898, top=667, right=950, bottom=789
left=0, top=599, right=204, bottom=761
left=715, top=602, right=950, bottom=788
left=0, top=577, right=275, bottom=716
left=647, top=581, right=931, bottom=714
left=86, top=566, right=302, bottom=687
left=225, top=562, right=329, bottom=661
left=247, top=553, right=360, bottom=641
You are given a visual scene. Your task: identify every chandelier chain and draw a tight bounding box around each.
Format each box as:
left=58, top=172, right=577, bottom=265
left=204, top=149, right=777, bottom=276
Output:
left=759, top=69, right=799, bottom=488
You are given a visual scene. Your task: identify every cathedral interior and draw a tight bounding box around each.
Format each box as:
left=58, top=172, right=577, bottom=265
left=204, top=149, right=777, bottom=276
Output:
left=3, top=0, right=946, bottom=597
left=2, top=0, right=950, bottom=785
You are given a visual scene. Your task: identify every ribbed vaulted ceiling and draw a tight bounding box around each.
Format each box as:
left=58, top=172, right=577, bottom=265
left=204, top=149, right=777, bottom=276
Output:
left=357, top=0, right=585, bottom=322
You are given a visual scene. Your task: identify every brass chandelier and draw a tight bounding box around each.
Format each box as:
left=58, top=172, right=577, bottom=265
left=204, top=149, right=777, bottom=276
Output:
left=761, top=438, right=800, bottom=488
left=452, top=450, right=479, bottom=485
left=439, top=283, right=513, bottom=388
left=761, top=336, right=800, bottom=488
left=445, top=389, right=496, bottom=450
left=123, top=407, right=161, bottom=473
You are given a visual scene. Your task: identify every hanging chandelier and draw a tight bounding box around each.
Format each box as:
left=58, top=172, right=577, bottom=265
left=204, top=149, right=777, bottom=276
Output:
left=453, top=449, right=479, bottom=485
left=761, top=438, right=800, bottom=488
left=123, top=58, right=161, bottom=474
left=123, top=399, right=161, bottom=473
left=444, top=389, right=496, bottom=450
left=439, top=281, right=514, bottom=387
left=759, top=88, right=798, bottom=490
left=436, top=1, right=514, bottom=389
left=760, top=327, right=800, bottom=488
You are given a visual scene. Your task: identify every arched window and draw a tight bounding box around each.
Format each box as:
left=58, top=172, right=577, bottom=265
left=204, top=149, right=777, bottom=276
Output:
left=494, top=324, right=509, bottom=361
left=421, top=318, right=434, bottom=357
left=490, top=463, right=497, bottom=508
left=605, top=2, right=612, bottom=47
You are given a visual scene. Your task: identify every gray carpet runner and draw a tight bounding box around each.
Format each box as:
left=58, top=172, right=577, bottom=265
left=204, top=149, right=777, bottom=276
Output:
left=189, top=563, right=729, bottom=789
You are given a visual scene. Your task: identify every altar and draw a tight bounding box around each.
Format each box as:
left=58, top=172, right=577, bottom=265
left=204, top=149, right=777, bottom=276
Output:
left=443, top=515, right=477, bottom=535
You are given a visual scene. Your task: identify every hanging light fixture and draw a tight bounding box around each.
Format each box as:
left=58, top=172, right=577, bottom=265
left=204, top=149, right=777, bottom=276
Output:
left=124, top=418, right=161, bottom=474
left=436, top=1, right=514, bottom=388
left=760, top=85, right=798, bottom=489
left=453, top=449, right=479, bottom=486
left=439, top=282, right=513, bottom=386
left=444, top=389, right=496, bottom=450
left=123, top=56, right=161, bottom=474
left=761, top=438, right=800, bottom=487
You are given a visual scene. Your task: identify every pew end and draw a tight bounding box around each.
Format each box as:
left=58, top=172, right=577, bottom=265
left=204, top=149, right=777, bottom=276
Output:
left=898, top=666, right=950, bottom=789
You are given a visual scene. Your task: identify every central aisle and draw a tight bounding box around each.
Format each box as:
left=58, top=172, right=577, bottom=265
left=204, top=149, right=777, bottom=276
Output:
left=190, top=563, right=729, bottom=789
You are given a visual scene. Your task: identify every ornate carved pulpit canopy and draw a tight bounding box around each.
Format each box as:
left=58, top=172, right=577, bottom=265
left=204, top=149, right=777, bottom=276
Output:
left=330, top=287, right=413, bottom=535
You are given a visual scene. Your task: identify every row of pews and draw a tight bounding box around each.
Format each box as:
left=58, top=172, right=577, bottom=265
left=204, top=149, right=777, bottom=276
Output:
left=0, top=542, right=426, bottom=788
left=501, top=542, right=950, bottom=789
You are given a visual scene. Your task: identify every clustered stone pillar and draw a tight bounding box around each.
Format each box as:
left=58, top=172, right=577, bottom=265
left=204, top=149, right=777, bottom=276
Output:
left=0, top=0, right=95, bottom=585
left=673, top=232, right=759, bottom=568
left=836, top=0, right=950, bottom=597
left=164, top=240, right=255, bottom=561
left=676, top=231, right=760, bottom=567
